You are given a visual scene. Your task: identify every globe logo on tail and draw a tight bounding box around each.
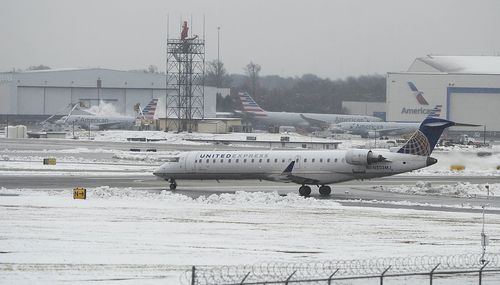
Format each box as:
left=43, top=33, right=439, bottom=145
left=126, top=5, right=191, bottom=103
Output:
left=398, top=130, right=431, bottom=156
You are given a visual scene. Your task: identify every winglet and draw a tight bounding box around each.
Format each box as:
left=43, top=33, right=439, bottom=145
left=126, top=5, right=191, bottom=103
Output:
left=281, top=161, right=295, bottom=175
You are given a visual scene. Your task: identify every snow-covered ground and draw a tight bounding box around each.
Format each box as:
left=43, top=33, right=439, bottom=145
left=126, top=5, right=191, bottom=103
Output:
left=1, top=187, right=499, bottom=284
left=375, top=181, right=498, bottom=198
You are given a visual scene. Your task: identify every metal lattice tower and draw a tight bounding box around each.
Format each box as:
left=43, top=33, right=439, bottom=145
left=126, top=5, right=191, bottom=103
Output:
left=166, top=25, right=205, bottom=132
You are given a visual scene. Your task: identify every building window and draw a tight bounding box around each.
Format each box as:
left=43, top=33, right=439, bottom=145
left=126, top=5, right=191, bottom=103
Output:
left=334, top=158, right=338, bottom=163
left=327, top=158, right=330, bottom=163
left=304, top=158, right=307, bottom=163
left=274, top=159, right=278, bottom=163
left=259, top=159, right=262, bottom=163
left=220, top=159, right=224, bottom=163
left=267, top=159, right=270, bottom=163
left=206, top=159, right=209, bottom=163
left=236, top=159, right=239, bottom=163
left=312, top=158, right=315, bottom=163
left=244, top=159, right=247, bottom=163
left=251, top=159, right=255, bottom=163
left=228, top=159, right=231, bottom=163
left=213, top=159, right=216, bottom=163
left=320, top=158, right=323, bottom=163
left=282, top=159, right=285, bottom=163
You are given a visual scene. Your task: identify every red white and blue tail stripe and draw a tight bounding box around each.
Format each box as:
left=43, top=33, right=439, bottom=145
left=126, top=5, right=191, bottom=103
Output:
left=142, top=99, right=158, bottom=119
left=238, top=92, right=267, bottom=116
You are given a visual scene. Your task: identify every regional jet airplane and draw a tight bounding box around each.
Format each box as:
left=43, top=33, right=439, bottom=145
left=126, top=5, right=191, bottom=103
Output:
left=55, top=99, right=158, bottom=130
left=238, top=92, right=382, bottom=129
left=154, top=117, right=455, bottom=197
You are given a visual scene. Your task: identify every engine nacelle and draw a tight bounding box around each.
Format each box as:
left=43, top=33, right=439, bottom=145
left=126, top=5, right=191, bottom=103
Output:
left=345, top=149, right=386, bottom=165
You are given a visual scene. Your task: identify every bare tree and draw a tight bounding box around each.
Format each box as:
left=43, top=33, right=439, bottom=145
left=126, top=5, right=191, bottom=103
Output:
left=205, top=60, right=230, bottom=87
left=244, top=61, right=261, bottom=96
left=147, top=65, right=159, bottom=74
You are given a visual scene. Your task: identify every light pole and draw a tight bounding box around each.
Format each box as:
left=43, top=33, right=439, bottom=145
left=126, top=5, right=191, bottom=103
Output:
left=217, top=26, right=220, bottom=88
left=97, top=77, right=102, bottom=107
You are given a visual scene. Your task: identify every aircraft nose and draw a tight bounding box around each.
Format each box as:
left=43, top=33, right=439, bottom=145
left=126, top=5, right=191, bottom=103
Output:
left=426, top=157, right=437, bottom=166
left=153, top=166, right=166, bottom=178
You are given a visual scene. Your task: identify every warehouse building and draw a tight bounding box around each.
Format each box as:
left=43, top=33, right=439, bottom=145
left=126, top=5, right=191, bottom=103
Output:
left=0, top=68, right=229, bottom=128
left=386, top=56, right=500, bottom=134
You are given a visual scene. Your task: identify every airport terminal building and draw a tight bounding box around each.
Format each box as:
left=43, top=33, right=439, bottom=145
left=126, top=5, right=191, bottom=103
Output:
left=386, top=56, right=500, bottom=133
left=0, top=68, right=228, bottom=125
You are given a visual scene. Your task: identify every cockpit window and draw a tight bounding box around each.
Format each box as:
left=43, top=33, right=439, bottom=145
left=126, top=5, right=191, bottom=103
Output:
left=165, top=157, right=180, bottom=162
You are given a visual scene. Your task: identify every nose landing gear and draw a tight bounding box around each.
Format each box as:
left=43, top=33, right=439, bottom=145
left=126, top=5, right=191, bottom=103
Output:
left=169, top=179, right=177, bottom=190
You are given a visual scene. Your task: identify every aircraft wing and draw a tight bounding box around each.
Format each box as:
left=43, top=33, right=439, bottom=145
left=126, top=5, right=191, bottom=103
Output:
left=274, top=161, right=321, bottom=184
left=299, top=114, right=330, bottom=129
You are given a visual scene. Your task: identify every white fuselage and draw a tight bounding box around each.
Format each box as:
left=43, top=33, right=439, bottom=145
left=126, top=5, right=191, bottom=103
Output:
left=251, top=112, right=382, bottom=128
left=55, top=115, right=135, bottom=130
left=154, top=149, right=432, bottom=185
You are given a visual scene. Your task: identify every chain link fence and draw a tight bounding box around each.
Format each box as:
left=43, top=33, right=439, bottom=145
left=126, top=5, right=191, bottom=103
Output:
left=181, top=253, right=500, bottom=284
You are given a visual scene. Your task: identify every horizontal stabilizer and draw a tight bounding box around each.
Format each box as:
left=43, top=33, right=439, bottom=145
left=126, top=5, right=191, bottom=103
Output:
left=453, top=122, right=482, bottom=127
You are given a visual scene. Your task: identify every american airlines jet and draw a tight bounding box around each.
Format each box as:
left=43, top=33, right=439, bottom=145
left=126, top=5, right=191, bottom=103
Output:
left=238, top=92, right=382, bottom=129
left=154, top=117, right=455, bottom=197
left=332, top=105, right=444, bottom=138
left=55, top=99, right=158, bottom=130
left=334, top=121, right=421, bottom=138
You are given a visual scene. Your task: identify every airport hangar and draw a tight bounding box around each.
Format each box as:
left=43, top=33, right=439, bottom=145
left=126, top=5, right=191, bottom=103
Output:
left=0, top=68, right=232, bottom=130
left=386, top=55, right=500, bottom=135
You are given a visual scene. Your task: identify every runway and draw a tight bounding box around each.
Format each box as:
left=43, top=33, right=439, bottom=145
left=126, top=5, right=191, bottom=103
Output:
left=2, top=174, right=499, bottom=213
left=2, top=137, right=500, bottom=214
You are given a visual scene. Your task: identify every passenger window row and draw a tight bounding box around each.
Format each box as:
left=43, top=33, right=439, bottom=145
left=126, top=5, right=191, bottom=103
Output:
left=194, top=157, right=340, bottom=164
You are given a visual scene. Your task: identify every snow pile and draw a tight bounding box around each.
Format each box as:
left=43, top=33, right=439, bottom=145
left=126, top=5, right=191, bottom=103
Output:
left=376, top=182, right=497, bottom=198
left=197, top=191, right=337, bottom=207
left=5, top=186, right=340, bottom=208
left=112, top=151, right=180, bottom=162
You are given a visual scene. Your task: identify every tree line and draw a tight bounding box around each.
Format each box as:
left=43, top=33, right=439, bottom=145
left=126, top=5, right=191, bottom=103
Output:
left=207, top=60, right=386, bottom=114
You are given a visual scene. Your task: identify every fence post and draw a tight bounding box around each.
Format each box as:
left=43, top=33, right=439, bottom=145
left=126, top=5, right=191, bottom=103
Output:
left=328, top=268, right=340, bottom=285
left=429, top=263, right=440, bottom=285
left=285, top=270, right=297, bottom=285
left=479, top=261, right=489, bottom=285
left=191, top=266, right=196, bottom=285
left=240, top=272, right=251, bottom=285
left=380, top=266, right=391, bottom=285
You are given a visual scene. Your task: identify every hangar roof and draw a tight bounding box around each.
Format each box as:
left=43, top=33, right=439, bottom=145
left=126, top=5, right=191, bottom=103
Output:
left=408, top=56, right=500, bottom=74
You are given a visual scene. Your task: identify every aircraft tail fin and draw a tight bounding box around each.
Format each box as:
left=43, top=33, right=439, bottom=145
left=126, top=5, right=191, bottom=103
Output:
left=238, top=92, right=266, bottom=114
left=140, top=99, right=158, bottom=119
left=397, top=117, right=455, bottom=156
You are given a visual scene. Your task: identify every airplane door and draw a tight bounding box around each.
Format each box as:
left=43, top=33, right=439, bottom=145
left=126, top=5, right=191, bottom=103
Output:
left=294, top=155, right=301, bottom=169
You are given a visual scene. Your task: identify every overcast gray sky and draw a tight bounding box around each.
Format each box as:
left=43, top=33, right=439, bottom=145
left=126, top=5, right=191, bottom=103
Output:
left=1, top=0, right=499, bottom=79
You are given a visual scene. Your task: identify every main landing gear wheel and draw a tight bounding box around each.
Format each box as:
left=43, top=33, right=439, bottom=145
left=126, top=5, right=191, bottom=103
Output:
left=169, top=179, right=177, bottom=190
left=299, top=185, right=311, bottom=197
left=319, top=185, right=331, bottom=196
